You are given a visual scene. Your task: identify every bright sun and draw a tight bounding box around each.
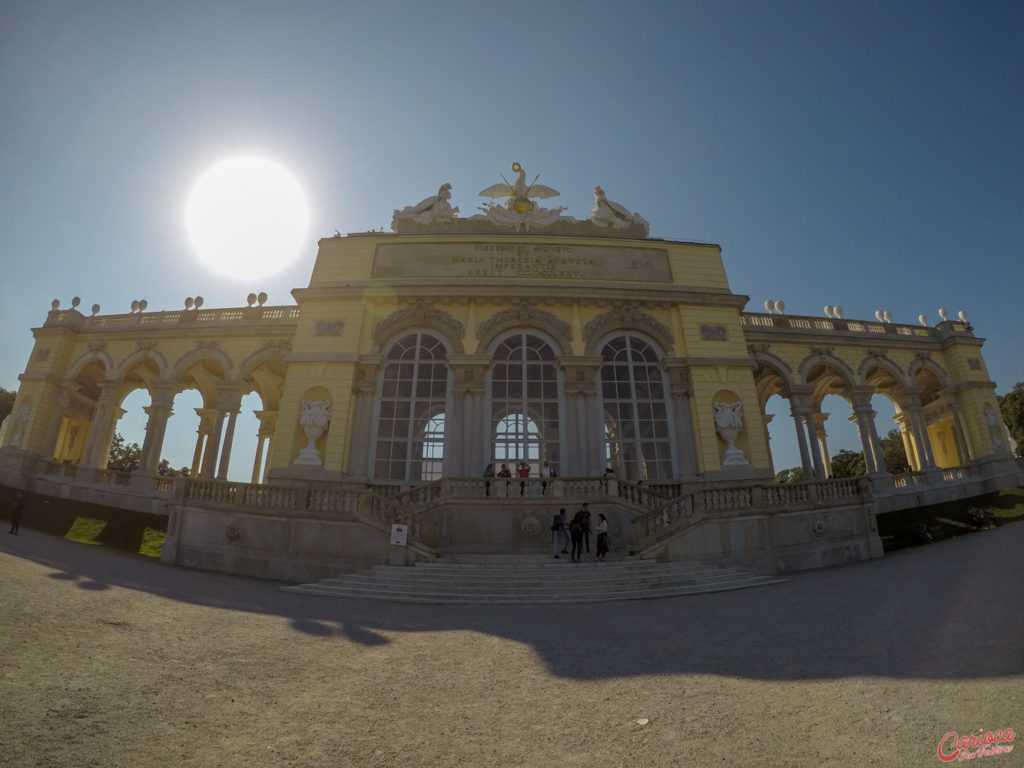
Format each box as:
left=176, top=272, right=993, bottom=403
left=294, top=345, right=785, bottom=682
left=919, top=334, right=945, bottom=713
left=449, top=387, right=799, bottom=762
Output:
left=185, top=156, right=310, bottom=280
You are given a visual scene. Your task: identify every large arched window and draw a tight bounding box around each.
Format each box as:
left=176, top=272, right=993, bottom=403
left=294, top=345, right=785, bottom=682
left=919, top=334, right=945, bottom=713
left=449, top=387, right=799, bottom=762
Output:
left=490, top=333, right=560, bottom=473
left=375, top=333, right=449, bottom=481
left=600, top=334, right=672, bottom=480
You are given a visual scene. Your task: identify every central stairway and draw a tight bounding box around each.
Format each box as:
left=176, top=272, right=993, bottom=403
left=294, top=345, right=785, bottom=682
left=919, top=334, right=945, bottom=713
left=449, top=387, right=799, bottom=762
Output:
left=282, top=556, right=787, bottom=604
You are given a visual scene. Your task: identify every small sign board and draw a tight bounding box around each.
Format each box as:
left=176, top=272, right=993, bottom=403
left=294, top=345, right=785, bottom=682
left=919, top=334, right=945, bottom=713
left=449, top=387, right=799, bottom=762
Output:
left=390, top=524, right=408, bottom=546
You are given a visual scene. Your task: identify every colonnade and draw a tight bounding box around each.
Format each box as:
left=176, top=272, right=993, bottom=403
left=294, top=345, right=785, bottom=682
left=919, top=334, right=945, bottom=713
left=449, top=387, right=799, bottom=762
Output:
left=57, top=379, right=271, bottom=482
left=774, top=384, right=975, bottom=479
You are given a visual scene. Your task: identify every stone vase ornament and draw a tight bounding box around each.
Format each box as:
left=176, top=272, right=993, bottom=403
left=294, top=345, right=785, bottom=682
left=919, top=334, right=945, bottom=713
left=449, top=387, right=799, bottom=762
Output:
left=713, top=401, right=749, bottom=467
left=295, top=399, right=331, bottom=465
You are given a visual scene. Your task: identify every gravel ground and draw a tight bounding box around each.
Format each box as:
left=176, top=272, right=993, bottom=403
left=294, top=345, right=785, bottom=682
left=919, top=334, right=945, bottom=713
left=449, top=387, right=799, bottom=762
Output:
left=1, top=523, right=1022, bottom=767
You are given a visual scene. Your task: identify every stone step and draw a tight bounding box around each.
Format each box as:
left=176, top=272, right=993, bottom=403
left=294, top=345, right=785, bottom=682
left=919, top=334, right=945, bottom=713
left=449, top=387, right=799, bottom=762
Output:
left=333, top=573, right=753, bottom=589
left=283, top=557, right=787, bottom=604
left=284, top=577, right=784, bottom=604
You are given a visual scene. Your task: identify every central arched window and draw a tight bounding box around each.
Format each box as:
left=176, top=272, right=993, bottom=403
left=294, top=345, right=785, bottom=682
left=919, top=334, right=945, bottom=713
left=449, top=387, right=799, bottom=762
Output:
left=490, top=333, right=560, bottom=473
left=375, top=333, right=448, bottom=481
left=600, top=334, right=673, bottom=480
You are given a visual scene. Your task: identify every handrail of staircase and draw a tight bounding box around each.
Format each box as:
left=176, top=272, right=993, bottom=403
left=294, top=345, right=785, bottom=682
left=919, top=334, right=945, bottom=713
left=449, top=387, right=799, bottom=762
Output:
left=631, top=476, right=871, bottom=550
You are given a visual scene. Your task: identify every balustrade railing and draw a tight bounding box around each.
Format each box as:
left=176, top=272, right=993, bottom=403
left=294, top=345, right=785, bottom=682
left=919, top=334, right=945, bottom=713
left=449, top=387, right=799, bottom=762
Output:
left=740, top=312, right=969, bottom=340
left=632, top=495, right=695, bottom=546
left=893, top=471, right=927, bottom=489
left=704, top=486, right=753, bottom=511
left=941, top=466, right=975, bottom=482
left=20, top=460, right=994, bottom=555
left=761, top=482, right=808, bottom=507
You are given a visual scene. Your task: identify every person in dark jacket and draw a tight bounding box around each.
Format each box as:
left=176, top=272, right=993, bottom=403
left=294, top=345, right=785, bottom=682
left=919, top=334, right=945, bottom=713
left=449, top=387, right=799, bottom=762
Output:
left=8, top=492, right=25, bottom=535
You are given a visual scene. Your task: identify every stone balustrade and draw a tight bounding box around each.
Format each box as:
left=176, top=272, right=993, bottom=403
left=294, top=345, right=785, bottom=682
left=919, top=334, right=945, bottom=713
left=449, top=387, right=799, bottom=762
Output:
left=44, top=306, right=300, bottom=331
left=7, top=453, right=1006, bottom=561
left=740, top=312, right=972, bottom=341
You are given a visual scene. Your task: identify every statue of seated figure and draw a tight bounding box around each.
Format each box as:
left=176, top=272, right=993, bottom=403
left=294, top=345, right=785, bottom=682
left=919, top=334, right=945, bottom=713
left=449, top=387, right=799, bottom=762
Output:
left=392, top=183, right=459, bottom=229
left=590, top=186, right=649, bottom=235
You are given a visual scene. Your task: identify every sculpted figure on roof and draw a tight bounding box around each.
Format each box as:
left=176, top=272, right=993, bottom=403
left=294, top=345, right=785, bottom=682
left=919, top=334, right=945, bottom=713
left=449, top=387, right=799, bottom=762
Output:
left=590, top=186, right=649, bottom=236
left=475, top=162, right=567, bottom=231
left=391, top=182, right=460, bottom=230
left=387, top=164, right=651, bottom=237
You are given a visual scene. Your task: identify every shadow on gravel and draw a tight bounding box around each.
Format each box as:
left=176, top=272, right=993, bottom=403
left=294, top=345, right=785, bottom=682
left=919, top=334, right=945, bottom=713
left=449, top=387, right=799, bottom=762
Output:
left=3, top=522, right=1022, bottom=682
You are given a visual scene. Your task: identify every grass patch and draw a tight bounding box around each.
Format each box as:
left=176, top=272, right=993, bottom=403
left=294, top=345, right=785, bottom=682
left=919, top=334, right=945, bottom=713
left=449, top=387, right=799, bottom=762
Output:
left=65, top=516, right=108, bottom=545
left=877, top=486, right=1024, bottom=550
left=139, top=527, right=166, bottom=558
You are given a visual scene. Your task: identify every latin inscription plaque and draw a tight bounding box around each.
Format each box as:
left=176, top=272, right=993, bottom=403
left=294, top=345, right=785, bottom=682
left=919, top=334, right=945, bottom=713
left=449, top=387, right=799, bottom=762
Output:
left=372, top=242, right=672, bottom=282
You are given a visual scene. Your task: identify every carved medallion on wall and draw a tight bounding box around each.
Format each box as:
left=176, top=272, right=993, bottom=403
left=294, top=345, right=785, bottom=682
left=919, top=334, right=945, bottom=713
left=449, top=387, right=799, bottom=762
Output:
left=521, top=515, right=541, bottom=537
left=224, top=520, right=245, bottom=543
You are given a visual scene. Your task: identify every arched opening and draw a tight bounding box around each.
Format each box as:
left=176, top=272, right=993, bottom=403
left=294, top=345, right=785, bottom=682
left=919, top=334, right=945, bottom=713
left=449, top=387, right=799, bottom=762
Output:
left=598, top=333, right=672, bottom=480
left=374, top=332, right=449, bottom=482
left=489, top=333, right=560, bottom=473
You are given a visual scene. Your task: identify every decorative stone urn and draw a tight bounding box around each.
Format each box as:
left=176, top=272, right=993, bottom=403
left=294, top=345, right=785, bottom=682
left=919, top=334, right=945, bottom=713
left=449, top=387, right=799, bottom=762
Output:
left=713, top=401, right=749, bottom=467
left=295, top=399, right=331, bottom=465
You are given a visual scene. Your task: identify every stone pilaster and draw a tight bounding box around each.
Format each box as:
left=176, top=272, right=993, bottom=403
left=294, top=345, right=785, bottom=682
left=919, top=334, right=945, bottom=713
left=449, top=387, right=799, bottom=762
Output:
left=558, top=356, right=602, bottom=476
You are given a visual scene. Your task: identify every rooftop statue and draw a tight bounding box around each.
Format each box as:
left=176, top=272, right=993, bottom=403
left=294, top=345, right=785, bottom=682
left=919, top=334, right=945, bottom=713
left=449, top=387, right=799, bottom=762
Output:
left=391, top=182, right=460, bottom=230
left=475, top=162, right=567, bottom=231
left=387, top=164, right=651, bottom=238
left=479, top=162, right=560, bottom=213
left=590, top=186, right=649, bottom=235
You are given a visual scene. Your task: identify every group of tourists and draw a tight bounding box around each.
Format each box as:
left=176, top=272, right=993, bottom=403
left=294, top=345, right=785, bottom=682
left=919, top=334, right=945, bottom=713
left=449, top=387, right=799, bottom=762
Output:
left=551, top=503, right=609, bottom=562
left=480, top=462, right=612, bottom=561
left=482, top=460, right=557, bottom=497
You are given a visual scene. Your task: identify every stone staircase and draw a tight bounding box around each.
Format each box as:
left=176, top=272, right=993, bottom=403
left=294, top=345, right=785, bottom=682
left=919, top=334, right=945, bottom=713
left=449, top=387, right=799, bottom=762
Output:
left=282, top=556, right=787, bottom=604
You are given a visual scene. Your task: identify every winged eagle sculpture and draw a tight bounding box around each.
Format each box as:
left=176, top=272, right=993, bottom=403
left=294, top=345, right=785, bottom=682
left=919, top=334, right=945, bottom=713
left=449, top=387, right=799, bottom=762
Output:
left=479, top=162, right=560, bottom=213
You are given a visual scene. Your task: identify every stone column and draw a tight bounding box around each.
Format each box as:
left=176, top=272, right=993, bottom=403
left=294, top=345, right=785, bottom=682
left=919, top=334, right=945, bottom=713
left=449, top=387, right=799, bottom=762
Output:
left=762, top=412, right=775, bottom=476
left=346, top=357, right=382, bottom=479
left=200, top=407, right=226, bottom=479
left=849, top=390, right=885, bottom=475
left=664, top=359, right=699, bottom=477
left=812, top=412, right=832, bottom=478
left=893, top=412, right=918, bottom=469
left=788, top=392, right=815, bottom=478
left=215, top=387, right=243, bottom=481
left=191, top=408, right=215, bottom=476
left=446, top=356, right=490, bottom=476
left=558, top=356, right=602, bottom=476
left=81, top=381, right=122, bottom=469
left=42, top=385, right=74, bottom=461
left=901, top=391, right=936, bottom=470
left=943, top=391, right=972, bottom=464
left=139, top=384, right=176, bottom=473
left=250, top=410, right=278, bottom=484
left=803, top=412, right=824, bottom=480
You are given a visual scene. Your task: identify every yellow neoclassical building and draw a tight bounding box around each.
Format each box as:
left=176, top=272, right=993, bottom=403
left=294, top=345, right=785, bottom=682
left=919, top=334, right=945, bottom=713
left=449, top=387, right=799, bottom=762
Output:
left=1, top=165, right=1019, bottom=580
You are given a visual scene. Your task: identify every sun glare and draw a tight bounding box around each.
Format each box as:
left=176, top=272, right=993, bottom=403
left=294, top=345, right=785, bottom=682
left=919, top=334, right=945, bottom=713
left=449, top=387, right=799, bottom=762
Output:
left=185, top=156, right=310, bottom=280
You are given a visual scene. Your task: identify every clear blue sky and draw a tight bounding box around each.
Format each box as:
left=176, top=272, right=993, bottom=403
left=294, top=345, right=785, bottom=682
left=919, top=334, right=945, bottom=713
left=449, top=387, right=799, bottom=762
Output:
left=2, top=1, right=1022, bottom=478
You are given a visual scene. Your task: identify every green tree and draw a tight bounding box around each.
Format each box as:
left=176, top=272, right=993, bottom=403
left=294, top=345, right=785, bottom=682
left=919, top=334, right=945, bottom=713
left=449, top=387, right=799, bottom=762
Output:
left=998, top=382, right=1024, bottom=456
left=775, top=466, right=804, bottom=484
left=880, top=428, right=910, bottom=473
left=158, top=458, right=190, bottom=477
left=107, top=432, right=141, bottom=472
left=830, top=448, right=866, bottom=478
left=108, top=433, right=190, bottom=475
left=0, top=386, right=15, bottom=425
